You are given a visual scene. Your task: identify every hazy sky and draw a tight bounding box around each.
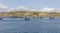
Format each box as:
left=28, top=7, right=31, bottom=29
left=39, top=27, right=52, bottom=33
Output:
left=0, top=0, right=60, bottom=12
left=0, top=0, right=60, bottom=9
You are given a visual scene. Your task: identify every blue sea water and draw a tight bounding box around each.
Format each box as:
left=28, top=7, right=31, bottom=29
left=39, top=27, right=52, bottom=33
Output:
left=0, top=18, right=60, bottom=33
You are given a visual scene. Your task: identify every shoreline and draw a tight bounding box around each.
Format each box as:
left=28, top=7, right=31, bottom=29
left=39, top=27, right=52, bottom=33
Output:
left=0, top=11, right=60, bottom=18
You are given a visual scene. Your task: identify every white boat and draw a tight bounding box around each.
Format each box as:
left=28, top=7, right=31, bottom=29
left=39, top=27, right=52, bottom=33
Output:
left=3, top=18, right=22, bottom=20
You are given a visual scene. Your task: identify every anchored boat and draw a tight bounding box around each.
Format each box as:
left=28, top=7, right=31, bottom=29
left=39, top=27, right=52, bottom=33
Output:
left=24, top=17, right=31, bottom=21
left=0, top=18, right=3, bottom=20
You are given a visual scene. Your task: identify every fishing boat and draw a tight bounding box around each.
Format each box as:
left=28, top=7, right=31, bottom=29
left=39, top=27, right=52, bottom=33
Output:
left=49, top=17, right=54, bottom=20
left=24, top=17, right=31, bottom=21
left=3, top=18, right=23, bottom=20
left=0, top=18, right=3, bottom=20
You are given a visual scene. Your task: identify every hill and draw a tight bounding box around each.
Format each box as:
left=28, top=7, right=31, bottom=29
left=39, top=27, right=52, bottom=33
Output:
left=0, top=11, right=60, bottom=18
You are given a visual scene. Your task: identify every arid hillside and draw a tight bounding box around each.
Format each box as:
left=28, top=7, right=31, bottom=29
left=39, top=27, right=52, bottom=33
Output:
left=0, top=11, right=60, bottom=18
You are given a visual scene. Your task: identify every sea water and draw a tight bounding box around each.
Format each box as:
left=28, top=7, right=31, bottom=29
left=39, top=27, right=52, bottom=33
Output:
left=0, top=18, right=60, bottom=33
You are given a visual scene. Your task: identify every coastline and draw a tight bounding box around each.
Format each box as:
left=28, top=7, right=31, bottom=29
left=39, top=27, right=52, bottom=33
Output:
left=0, top=11, right=60, bottom=18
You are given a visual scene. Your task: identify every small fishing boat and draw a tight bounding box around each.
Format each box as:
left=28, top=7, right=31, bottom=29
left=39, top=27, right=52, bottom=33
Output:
left=24, top=17, right=31, bottom=21
left=48, top=14, right=55, bottom=20
left=49, top=17, right=54, bottom=20
left=0, top=18, right=3, bottom=20
left=3, top=18, right=22, bottom=20
left=39, top=16, right=43, bottom=19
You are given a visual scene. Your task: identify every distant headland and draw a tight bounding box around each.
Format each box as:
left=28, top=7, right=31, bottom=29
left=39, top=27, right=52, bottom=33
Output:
left=0, top=11, right=60, bottom=18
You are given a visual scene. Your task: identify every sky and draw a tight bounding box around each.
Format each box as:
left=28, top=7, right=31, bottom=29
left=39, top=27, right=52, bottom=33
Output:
left=0, top=0, right=60, bottom=12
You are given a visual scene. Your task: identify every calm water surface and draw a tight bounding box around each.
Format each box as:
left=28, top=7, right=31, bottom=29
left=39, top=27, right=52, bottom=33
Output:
left=0, top=18, right=60, bottom=33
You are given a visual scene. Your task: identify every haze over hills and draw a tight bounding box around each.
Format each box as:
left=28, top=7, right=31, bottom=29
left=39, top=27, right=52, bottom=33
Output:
left=0, top=4, right=60, bottom=12
left=0, top=4, right=60, bottom=18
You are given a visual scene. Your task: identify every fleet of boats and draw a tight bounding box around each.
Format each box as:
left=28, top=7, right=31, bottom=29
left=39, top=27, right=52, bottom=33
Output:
left=0, top=16, right=55, bottom=21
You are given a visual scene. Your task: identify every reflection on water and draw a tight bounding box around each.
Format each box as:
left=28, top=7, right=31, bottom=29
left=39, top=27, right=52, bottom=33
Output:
left=0, top=18, right=60, bottom=33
